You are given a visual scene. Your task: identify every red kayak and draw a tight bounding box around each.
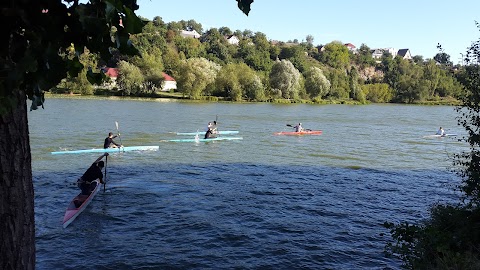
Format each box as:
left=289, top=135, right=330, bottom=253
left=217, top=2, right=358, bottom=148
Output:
left=274, top=130, right=322, bottom=136
left=63, top=180, right=101, bottom=228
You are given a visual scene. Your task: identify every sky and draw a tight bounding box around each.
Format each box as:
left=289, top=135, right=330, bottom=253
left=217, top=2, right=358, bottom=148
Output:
left=136, top=0, right=480, bottom=63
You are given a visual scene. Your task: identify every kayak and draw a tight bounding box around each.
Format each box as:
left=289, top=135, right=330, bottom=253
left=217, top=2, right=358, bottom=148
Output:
left=176, top=130, right=239, bottom=136
left=165, top=137, right=243, bottom=142
left=423, top=134, right=458, bottom=138
left=274, top=130, right=322, bottom=136
left=63, top=180, right=101, bottom=228
left=51, top=146, right=159, bottom=155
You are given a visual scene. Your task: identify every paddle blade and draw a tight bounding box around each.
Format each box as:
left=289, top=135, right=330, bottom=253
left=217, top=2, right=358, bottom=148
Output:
left=115, top=121, right=119, bottom=130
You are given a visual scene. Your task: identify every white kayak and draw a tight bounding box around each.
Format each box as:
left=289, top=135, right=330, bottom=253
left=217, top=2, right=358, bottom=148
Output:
left=423, top=134, right=458, bottom=138
left=165, top=137, right=243, bottom=143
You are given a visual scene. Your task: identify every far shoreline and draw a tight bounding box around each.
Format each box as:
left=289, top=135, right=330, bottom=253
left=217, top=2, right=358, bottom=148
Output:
left=43, top=92, right=461, bottom=106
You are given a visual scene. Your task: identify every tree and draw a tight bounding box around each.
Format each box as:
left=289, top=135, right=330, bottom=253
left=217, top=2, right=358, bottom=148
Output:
left=434, top=52, right=453, bottom=66
left=117, top=60, right=145, bottom=95
left=176, top=57, right=221, bottom=99
left=0, top=1, right=253, bottom=269
left=279, top=45, right=309, bottom=73
left=384, top=24, right=480, bottom=269
left=319, top=41, right=350, bottom=69
left=269, top=59, right=303, bottom=99
left=306, top=35, right=314, bottom=45
left=304, top=66, right=330, bottom=99
left=214, top=63, right=265, bottom=101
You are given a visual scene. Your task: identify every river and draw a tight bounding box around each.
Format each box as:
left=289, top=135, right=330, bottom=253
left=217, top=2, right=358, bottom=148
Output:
left=30, top=97, right=466, bottom=269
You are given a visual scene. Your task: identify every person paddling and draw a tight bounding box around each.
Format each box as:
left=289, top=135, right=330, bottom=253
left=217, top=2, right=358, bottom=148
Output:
left=294, top=123, right=304, bottom=132
left=104, top=132, right=122, bottom=148
left=204, top=123, right=217, bottom=139
left=77, top=153, right=108, bottom=197
left=436, top=127, right=445, bottom=136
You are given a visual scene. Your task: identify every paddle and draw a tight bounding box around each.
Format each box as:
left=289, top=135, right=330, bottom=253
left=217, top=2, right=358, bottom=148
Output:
left=104, top=155, right=107, bottom=192
left=115, top=121, right=123, bottom=148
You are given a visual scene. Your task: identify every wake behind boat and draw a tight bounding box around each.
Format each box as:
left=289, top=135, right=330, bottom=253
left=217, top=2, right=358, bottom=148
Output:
left=274, top=130, right=322, bottom=136
left=176, top=130, right=239, bottom=136
left=165, top=137, right=243, bottom=143
left=63, top=180, right=101, bottom=228
left=51, top=146, right=159, bottom=155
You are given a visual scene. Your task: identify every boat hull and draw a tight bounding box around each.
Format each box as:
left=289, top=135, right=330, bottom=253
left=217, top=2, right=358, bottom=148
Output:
left=52, top=146, right=159, bottom=155
left=274, top=130, right=322, bottom=136
left=176, top=130, right=239, bottom=136
left=166, top=137, right=243, bottom=142
left=63, top=180, right=101, bottom=228
left=423, top=134, right=457, bottom=138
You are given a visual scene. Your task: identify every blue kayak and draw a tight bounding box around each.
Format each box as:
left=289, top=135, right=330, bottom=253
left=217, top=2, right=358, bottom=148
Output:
left=51, top=146, right=159, bottom=155
left=165, top=137, right=243, bottom=143
left=176, top=130, right=239, bottom=136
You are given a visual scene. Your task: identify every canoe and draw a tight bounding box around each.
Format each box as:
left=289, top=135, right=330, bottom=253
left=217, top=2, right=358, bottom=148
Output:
left=165, top=137, right=243, bottom=143
left=63, top=180, right=101, bottom=228
left=423, top=134, right=458, bottom=138
left=176, top=130, right=239, bottom=136
left=51, top=146, right=159, bottom=155
left=274, top=130, right=322, bottom=136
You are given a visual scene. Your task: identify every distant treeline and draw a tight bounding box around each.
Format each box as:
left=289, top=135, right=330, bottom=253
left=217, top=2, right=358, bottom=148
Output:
left=56, top=17, right=466, bottom=104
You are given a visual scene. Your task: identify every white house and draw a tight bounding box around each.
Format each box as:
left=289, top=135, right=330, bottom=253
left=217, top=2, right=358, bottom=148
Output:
left=371, top=48, right=397, bottom=59
left=103, top=67, right=119, bottom=87
left=344, top=43, right=357, bottom=53
left=397, top=49, right=413, bottom=60
left=160, top=73, right=177, bottom=92
left=225, top=35, right=240, bottom=45
left=371, top=48, right=412, bottom=60
left=180, top=30, right=201, bottom=39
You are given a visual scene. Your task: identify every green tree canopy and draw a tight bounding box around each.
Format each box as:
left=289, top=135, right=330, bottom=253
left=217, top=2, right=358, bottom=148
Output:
left=269, top=59, right=304, bottom=99
left=304, top=66, right=331, bottom=99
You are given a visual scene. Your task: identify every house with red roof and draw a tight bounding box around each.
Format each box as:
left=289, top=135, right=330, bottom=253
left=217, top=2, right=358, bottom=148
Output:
left=344, top=43, right=357, bottom=53
left=161, top=72, right=177, bottom=92
left=103, top=67, right=176, bottom=92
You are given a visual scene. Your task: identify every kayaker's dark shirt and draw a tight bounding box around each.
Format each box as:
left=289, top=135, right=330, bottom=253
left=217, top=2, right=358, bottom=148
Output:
left=104, top=136, right=119, bottom=149
left=81, top=163, right=103, bottom=183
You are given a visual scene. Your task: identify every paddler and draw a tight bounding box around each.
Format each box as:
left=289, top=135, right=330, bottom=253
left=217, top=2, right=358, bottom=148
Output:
left=204, top=122, right=217, bottom=139
left=294, top=123, right=304, bottom=132
left=77, top=153, right=108, bottom=196
left=104, top=132, right=122, bottom=148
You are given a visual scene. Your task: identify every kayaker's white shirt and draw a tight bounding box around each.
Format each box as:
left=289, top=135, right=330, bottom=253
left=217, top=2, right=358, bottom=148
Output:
left=436, top=129, right=445, bottom=135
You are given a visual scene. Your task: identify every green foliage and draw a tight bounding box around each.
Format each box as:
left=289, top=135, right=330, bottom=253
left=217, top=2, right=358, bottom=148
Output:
left=361, top=83, right=393, bottom=103
left=174, top=35, right=206, bottom=58
left=215, top=63, right=265, bottom=101
left=385, top=205, right=480, bottom=269
left=319, top=41, right=350, bottom=69
left=0, top=0, right=145, bottom=114
left=352, top=44, right=376, bottom=68
left=176, top=57, right=221, bottom=99
left=269, top=60, right=304, bottom=99
left=117, top=60, right=144, bottom=95
left=304, top=66, right=330, bottom=99
left=385, top=23, right=480, bottom=269
left=326, top=69, right=350, bottom=99
left=279, top=45, right=309, bottom=73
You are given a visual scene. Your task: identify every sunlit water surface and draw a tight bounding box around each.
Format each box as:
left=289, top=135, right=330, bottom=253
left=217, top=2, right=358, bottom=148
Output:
left=30, top=98, right=466, bottom=269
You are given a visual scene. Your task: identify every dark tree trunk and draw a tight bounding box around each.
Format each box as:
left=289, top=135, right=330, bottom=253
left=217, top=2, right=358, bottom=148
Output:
left=0, top=89, right=35, bottom=269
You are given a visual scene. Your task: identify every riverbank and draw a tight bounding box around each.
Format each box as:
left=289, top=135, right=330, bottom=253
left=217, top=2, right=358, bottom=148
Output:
left=44, top=92, right=461, bottom=105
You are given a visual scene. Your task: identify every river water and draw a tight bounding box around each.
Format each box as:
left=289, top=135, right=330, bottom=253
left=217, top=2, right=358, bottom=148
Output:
left=30, top=97, right=466, bottom=269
